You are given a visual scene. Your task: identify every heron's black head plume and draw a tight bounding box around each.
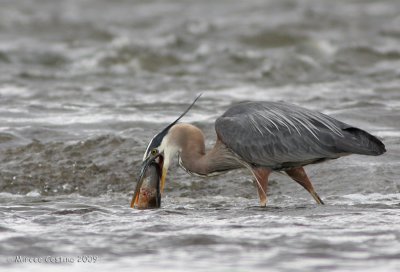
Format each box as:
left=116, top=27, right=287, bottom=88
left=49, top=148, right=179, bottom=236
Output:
left=143, top=93, right=202, bottom=158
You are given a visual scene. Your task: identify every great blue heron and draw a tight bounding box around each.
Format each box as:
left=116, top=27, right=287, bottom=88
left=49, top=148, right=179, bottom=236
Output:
left=132, top=95, right=386, bottom=207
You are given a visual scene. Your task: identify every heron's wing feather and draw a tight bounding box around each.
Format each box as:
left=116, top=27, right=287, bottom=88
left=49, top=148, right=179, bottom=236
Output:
left=215, top=101, right=384, bottom=170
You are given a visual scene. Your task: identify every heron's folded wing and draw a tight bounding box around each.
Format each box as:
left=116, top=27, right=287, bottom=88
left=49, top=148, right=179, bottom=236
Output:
left=215, top=102, right=349, bottom=169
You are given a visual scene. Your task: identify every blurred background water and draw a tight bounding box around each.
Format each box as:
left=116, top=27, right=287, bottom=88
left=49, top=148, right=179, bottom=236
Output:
left=0, top=0, right=400, bottom=271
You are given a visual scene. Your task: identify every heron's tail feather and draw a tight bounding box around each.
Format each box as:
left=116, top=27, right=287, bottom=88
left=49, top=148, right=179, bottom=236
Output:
left=338, top=127, right=386, bottom=156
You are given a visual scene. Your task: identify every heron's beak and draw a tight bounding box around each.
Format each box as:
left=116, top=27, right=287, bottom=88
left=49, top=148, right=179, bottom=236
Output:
left=130, top=154, right=164, bottom=208
left=160, top=163, right=167, bottom=193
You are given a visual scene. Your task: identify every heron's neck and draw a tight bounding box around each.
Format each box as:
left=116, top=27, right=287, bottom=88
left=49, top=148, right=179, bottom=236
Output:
left=170, top=124, right=240, bottom=175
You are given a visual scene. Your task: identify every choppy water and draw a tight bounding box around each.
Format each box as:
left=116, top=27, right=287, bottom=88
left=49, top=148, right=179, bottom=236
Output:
left=0, top=0, right=400, bottom=271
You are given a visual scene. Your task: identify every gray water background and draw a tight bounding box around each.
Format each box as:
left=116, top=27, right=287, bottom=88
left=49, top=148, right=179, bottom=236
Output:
left=0, top=0, right=400, bottom=271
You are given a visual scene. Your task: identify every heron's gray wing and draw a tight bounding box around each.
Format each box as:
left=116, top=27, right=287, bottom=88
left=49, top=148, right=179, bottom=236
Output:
left=215, top=101, right=385, bottom=170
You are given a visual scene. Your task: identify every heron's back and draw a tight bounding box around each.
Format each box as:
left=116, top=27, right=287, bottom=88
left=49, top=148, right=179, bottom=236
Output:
left=215, top=101, right=385, bottom=170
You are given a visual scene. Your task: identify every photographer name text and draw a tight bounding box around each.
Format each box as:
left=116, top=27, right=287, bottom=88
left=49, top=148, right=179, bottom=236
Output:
left=7, top=255, right=98, bottom=264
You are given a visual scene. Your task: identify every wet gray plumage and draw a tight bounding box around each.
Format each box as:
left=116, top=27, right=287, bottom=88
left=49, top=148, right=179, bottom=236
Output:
left=215, top=101, right=386, bottom=171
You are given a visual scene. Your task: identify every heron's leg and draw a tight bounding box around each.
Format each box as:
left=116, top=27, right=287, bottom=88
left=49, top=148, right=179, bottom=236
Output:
left=252, top=168, right=272, bottom=207
left=285, top=167, right=324, bottom=205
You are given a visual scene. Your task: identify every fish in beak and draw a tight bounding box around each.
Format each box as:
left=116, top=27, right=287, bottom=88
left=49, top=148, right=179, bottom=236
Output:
left=130, top=156, right=164, bottom=209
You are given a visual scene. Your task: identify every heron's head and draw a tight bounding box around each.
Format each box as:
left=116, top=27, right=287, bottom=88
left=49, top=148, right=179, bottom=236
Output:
left=131, top=94, right=201, bottom=208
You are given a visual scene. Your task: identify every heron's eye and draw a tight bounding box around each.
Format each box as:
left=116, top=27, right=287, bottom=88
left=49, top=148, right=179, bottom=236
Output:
left=151, top=148, right=158, bottom=156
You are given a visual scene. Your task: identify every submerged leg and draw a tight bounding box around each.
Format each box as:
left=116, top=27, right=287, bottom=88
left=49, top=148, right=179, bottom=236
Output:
left=285, top=167, right=324, bottom=205
left=252, top=167, right=272, bottom=207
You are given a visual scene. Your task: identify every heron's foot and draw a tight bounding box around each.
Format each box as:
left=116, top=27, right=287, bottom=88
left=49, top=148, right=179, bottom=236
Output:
left=253, top=178, right=268, bottom=207
left=285, top=167, right=325, bottom=205
left=252, top=167, right=271, bottom=208
left=254, top=178, right=268, bottom=207
left=310, top=190, right=324, bottom=205
left=259, top=195, right=267, bottom=207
